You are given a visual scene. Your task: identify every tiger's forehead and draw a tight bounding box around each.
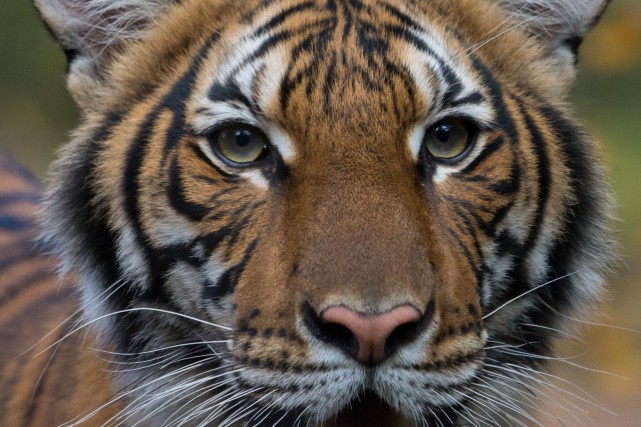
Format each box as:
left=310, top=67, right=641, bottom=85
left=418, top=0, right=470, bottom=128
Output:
left=187, top=0, right=493, bottom=160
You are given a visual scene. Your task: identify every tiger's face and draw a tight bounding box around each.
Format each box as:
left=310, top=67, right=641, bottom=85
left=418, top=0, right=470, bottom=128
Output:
left=39, top=0, right=614, bottom=425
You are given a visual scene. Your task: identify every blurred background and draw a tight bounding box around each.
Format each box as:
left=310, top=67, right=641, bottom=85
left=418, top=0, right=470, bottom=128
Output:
left=1, top=1, right=639, bottom=425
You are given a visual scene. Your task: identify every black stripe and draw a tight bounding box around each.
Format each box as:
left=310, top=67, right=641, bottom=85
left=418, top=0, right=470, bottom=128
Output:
left=373, top=19, right=463, bottom=105
left=205, top=187, right=235, bottom=203
left=199, top=228, right=235, bottom=258
left=486, top=177, right=519, bottom=196
left=519, top=106, right=551, bottom=255
left=253, top=1, right=316, bottom=37
left=470, top=56, right=518, bottom=141
left=225, top=201, right=265, bottom=250
left=447, top=227, right=481, bottom=280
left=494, top=229, right=522, bottom=259
left=451, top=202, right=484, bottom=263
left=379, top=1, right=426, bottom=34
left=161, top=31, right=222, bottom=158
left=449, top=91, right=484, bottom=108
left=167, top=154, right=212, bottom=221
left=322, top=52, right=338, bottom=111
left=123, top=112, right=154, bottom=253
left=206, top=238, right=259, bottom=300
left=340, top=0, right=353, bottom=40
left=279, top=24, right=335, bottom=110
left=208, top=80, right=254, bottom=111
left=483, top=200, right=515, bottom=238
left=59, top=111, right=125, bottom=301
left=441, top=67, right=464, bottom=107
left=458, top=135, right=507, bottom=175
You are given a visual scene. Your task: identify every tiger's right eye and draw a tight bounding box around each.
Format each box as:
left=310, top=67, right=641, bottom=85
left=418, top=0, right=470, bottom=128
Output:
left=209, top=125, right=268, bottom=166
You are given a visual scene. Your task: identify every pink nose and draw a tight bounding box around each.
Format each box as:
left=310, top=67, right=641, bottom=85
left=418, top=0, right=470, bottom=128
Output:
left=321, top=305, right=422, bottom=364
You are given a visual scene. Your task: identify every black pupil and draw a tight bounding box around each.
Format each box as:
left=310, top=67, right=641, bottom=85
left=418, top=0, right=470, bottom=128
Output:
left=234, top=128, right=253, bottom=147
left=434, top=124, right=451, bottom=143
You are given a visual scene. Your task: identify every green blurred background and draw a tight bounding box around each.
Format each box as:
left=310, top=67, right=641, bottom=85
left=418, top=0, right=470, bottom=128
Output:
left=1, top=1, right=639, bottom=425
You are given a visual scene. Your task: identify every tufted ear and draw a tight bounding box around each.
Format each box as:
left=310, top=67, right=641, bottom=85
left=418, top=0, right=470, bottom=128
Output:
left=495, top=0, right=611, bottom=78
left=34, top=0, right=174, bottom=109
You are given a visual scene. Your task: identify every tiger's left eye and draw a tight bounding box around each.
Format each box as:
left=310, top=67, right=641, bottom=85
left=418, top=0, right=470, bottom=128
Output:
left=209, top=125, right=268, bottom=166
left=424, top=118, right=476, bottom=161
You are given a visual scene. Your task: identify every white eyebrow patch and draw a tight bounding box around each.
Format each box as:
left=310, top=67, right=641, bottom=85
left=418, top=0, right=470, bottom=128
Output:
left=191, top=99, right=258, bottom=134
left=263, top=122, right=295, bottom=163
left=253, top=48, right=296, bottom=163
left=408, top=125, right=426, bottom=160
left=254, top=48, right=289, bottom=113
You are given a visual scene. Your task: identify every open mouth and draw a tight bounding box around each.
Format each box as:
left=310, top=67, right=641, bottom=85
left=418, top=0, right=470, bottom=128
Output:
left=322, top=392, right=414, bottom=427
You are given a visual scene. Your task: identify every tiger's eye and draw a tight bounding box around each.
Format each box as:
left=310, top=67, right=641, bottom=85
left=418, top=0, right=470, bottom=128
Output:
left=424, top=118, right=474, bottom=160
left=211, top=125, right=267, bottom=165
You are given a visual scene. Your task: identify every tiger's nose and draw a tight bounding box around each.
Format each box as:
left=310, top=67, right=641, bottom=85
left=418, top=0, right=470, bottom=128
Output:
left=304, top=303, right=423, bottom=365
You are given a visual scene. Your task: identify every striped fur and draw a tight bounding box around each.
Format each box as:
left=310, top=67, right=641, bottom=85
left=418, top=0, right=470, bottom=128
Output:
left=2, top=0, right=615, bottom=425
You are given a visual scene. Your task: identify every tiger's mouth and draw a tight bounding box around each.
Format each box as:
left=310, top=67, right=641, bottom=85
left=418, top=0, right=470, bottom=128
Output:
left=321, top=392, right=414, bottom=427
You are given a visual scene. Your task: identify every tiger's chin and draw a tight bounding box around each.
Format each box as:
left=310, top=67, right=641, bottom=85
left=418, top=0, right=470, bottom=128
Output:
left=321, top=392, right=414, bottom=427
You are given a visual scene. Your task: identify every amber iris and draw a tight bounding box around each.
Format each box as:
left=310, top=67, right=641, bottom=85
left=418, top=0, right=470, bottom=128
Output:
left=211, top=125, right=267, bottom=165
left=424, top=118, right=474, bottom=160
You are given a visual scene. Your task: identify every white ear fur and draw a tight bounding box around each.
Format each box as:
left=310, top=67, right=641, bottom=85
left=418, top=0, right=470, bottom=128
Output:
left=496, top=0, right=610, bottom=51
left=35, top=0, right=173, bottom=60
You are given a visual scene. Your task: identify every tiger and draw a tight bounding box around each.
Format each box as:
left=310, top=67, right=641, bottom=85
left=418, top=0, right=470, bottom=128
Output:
left=0, top=0, right=615, bottom=425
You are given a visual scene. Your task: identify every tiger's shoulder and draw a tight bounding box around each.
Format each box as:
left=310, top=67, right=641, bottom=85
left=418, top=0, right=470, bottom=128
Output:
left=0, top=153, right=120, bottom=426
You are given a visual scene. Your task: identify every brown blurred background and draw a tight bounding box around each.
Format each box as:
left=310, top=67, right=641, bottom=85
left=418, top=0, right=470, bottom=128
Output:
left=1, top=1, right=639, bottom=425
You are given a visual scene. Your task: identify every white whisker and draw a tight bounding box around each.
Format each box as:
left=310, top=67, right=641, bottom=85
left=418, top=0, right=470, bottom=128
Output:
left=483, top=272, right=576, bottom=320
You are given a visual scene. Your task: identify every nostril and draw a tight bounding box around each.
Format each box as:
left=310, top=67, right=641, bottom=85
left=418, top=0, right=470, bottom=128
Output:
left=301, top=302, right=360, bottom=358
left=385, top=319, right=419, bottom=357
left=385, top=300, right=434, bottom=356
left=321, top=321, right=354, bottom=343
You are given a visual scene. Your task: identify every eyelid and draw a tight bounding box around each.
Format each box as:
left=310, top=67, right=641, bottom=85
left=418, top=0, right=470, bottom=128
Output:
left=191, top=119, right=257, bottom=139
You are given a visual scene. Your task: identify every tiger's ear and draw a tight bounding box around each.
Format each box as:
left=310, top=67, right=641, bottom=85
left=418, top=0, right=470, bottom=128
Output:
left=34, top=0, right=173, bottom=109
left=495, top=0, right=611, bottom=80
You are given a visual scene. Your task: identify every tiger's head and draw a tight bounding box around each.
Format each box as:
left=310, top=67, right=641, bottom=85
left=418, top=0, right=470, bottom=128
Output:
left=38, top=0, right=614, bottom=425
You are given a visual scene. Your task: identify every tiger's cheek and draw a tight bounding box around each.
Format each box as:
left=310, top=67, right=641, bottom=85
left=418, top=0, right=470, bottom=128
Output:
left=232, top=212, right=313, bottom=369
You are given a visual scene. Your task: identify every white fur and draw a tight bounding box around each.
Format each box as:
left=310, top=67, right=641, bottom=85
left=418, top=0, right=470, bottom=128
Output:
left=496, top=0, right=607, bottom=43
left=115, top=225, right=150, bottom=291
left=35, top=0, right=171, bottom=55
left=191, top=100, right=259, bottom=133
